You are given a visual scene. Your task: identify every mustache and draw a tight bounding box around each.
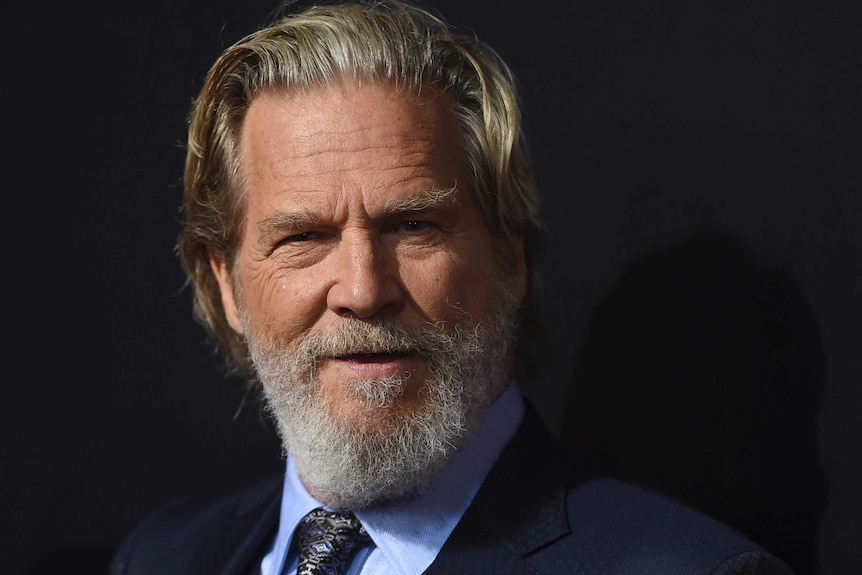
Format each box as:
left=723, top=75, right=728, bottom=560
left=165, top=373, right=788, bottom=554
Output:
left=295, top=318, right=456, bottom=362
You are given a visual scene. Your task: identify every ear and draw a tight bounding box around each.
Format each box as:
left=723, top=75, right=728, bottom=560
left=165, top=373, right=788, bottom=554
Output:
left=509, top=234, right=528, bottom=305
left=208, top=247, right=244, bottom=334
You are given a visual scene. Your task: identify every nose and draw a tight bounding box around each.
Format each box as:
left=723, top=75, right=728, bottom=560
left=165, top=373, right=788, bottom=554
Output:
left=326, top=234, right=404, bottom=319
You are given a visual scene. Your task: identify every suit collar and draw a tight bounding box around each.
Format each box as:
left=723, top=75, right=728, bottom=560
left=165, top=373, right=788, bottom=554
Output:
left=426, top=400, right=574, bottom=573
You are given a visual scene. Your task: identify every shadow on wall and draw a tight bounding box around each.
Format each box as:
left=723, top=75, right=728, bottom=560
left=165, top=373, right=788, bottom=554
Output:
left=560, top=230, right=826, bottom=575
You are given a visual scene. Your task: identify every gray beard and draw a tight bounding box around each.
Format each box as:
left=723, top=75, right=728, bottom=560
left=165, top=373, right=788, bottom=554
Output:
left=244, top=289, right=519, bottom=511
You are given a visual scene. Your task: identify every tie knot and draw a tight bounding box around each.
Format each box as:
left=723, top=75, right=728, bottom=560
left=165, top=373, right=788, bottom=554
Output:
left=296, top=508, right=371, bottom=575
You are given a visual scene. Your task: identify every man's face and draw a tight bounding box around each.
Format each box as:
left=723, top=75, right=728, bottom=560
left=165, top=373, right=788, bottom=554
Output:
left=211, top=81, right=526, bottom=508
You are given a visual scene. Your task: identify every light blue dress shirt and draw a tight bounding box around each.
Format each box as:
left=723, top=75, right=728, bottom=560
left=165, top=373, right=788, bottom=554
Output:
left=260, top=381, right=525, bottom=575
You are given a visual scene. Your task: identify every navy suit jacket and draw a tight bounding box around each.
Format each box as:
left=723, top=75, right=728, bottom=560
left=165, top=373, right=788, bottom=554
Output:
left=110, top=401, right=794, bottom=574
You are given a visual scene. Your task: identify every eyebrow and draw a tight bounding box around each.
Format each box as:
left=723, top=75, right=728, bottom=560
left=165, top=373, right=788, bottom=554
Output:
left=256, top=210, right=323, bottom=246
left=384, top=184, right=459, bottom=214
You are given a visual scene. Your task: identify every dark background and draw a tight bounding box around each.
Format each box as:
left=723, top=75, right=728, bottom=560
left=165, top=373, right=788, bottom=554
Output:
left=3, top=1, right=859, bottom=574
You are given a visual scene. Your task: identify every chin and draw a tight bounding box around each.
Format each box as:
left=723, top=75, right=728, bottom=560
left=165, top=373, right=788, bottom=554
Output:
left=331, top=395, right=432, bottom=438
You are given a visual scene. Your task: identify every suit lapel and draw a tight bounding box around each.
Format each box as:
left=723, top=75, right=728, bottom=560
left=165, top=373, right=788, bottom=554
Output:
left=425, top=401, right=574, bottom=574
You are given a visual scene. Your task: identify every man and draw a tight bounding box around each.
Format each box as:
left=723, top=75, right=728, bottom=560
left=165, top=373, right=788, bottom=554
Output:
left=111, top=1, right=795, bottom=573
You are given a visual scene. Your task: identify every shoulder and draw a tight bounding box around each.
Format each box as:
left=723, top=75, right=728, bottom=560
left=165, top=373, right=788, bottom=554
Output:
left=481, top=400, right=794, bottom=573
left=109, top=475, right=282, bottom=575
left=540, top=475, right=795, bottom=574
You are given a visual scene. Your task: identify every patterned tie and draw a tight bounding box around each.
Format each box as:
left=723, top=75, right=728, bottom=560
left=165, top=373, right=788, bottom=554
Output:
left=295, top=508, right=371, bottom=575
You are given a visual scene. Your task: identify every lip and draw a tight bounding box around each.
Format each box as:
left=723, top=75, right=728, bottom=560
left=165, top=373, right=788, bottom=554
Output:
left=325, top=351, right=420, bottom=378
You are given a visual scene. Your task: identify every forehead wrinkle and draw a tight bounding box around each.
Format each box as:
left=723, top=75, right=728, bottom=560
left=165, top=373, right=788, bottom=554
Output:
left=279, top=134, right=438, bottom=164
left=263, top=142, right=439, bottom=187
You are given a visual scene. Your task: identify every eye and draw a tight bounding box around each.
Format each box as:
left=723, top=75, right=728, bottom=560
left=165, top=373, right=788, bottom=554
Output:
left=284, top=231, right=315, bottom=243
left=399, top=220, right=431, bottom=233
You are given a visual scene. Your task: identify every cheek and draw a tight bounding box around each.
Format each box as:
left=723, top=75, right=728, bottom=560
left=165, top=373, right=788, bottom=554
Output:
left=404, top=250, right=501, bottom=321
left=239, top=263, right=323, bottom=337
